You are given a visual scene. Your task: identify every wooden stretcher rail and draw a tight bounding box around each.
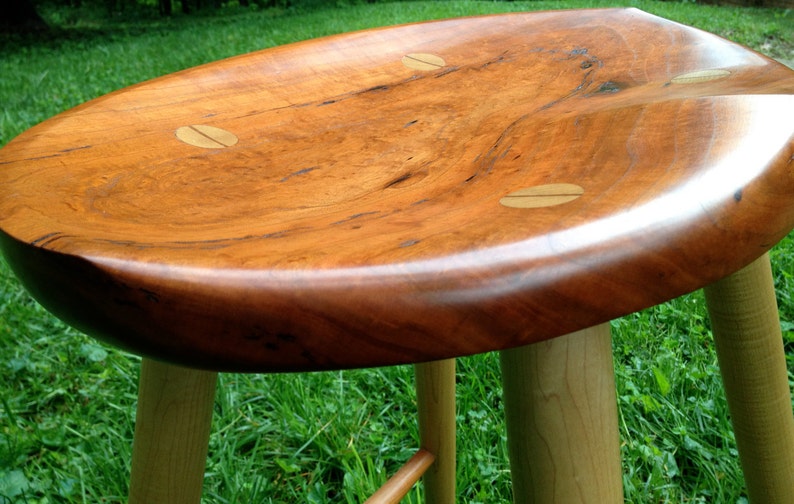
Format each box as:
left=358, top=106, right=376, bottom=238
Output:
left=364, top=449, right=436, bottom=504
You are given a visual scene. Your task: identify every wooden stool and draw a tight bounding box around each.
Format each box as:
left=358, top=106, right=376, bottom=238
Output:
left=1, top=8, right=793, bottom=503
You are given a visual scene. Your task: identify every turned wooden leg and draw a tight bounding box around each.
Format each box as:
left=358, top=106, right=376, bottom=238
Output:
left=500, top=323, right=623, bottom=504
left=129, top=358, right=218, bottom=504
left=703, top=253, right=794, bottom=503
left=414, top=359, right=456, bottom=504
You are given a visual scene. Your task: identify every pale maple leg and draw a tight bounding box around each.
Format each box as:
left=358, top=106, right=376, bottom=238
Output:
left=414, top=358, right=457, bottom=504
left=499, top=323, right=623, bottom=504
left=703, top=253, right=794, bottom=503
left=129, top=358, right=218, bottom=504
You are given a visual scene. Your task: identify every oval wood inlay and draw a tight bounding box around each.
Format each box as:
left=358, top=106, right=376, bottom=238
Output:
left=175, top=125, right=238, bottom=149
left=500, top=184, right=585, bottom=209
left=671, top=69, right=731, bottom=84
left=402, top=53, right=446, bottom=71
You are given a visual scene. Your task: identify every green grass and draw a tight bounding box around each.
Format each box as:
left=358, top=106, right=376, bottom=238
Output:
left=1, top=0, right=793, bottom=502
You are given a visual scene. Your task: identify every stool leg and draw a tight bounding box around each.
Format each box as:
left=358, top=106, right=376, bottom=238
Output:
left=499, top=323, right=623, bottom=503
left=703, top=253, right=794, bottom=503
left=414, top=358, right=456, bottom=503
left=129, top=358, right=218, bottom=504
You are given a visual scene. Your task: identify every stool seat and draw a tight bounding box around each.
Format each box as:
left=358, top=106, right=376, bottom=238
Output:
left=3, top=8, right=794, bottom=504
left=1, top=8, right=794, bottom=374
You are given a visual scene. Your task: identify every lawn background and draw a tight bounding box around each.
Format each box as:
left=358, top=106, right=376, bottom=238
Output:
left=1, top=0, right=793, bottom=502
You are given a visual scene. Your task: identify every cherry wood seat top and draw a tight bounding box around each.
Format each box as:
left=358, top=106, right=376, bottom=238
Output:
left=2, top=8, right=794, bottom=371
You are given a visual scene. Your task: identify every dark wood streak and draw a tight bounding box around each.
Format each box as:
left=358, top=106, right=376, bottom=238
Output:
left=280, top=166, right=320, bottom=182
left=384, top=173, right=414, bottom=189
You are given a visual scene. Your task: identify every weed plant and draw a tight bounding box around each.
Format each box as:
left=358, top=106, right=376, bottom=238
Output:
left=1, top=0, right=793, bottom=502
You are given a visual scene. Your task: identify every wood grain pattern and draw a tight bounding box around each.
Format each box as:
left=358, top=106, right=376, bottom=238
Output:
left=414, top=359, right=456, bottom=503
left=501, top=323, right=623, bottom=503
left=704, top=254, right=794, bottom=502
left=1, top=9, right=794, bottom=371
left=129, top=359, right=217, bottom=504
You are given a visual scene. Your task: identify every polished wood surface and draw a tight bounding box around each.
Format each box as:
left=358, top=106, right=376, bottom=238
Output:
left=1, top=8, right=794, bottom=371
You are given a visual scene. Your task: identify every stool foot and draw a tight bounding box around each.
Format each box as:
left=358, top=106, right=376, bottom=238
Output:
left=704, top=253, right=794, bottom=503
left=500, top=323, right=623, bottom=504
left=129, top=358, right=217, bottom=504
left=414, top=359, right=456, bottom=504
